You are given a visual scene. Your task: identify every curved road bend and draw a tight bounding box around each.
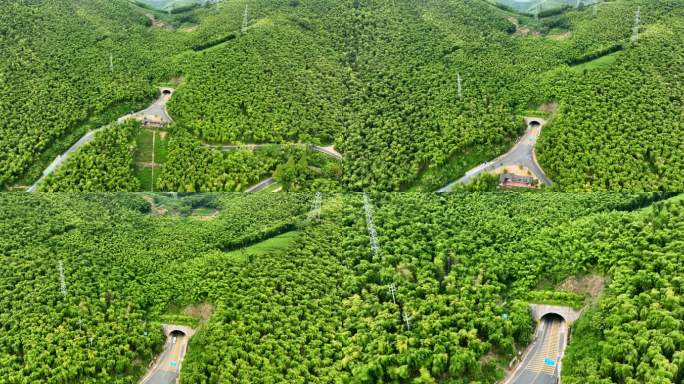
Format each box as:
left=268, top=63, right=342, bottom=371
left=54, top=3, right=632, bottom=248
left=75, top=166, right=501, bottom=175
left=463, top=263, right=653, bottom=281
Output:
left=140, top=333, right=188, bottom=384
left=246, top=177, right=277, bottom=193
left=508, top=316, right=565, bottom=384
left=438, top=118, right=552, bottom=192
left=27, top=88, right=175, bottom=192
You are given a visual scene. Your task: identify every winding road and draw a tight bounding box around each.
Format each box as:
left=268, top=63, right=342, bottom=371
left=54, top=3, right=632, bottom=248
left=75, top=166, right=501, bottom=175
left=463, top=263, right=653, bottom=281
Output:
left=507, top=316, right=565, bottom=384
left=233, top=145, right=341, bottom=193
left=27, top=88, right=175, bottom=192
left=438, top=117, right=552, bottom=192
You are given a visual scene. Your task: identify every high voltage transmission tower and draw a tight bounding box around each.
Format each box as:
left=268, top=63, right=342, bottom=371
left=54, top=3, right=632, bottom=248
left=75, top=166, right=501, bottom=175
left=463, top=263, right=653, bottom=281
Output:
left=362, top=193, right=379, bottom=256
left=58, top=260, right=67, bottom=298
left=631, top=7, right=641, bottom=45
left=457, top=73, right=462, bottom=99
left=403, top=311, right=411, bottom=331
left=242, top=5, right=250, bottom=33
left=309, top=192, right=323, bottom=221
left=388, top=283, right=397, bottom=304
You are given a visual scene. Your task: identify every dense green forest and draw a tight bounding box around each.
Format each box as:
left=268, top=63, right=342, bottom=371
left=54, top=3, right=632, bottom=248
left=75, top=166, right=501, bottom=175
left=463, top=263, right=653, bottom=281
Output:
left=1, top=0, right=683, bottom=191
left=39, top=122, right=141, bottom=192
left=1, top=192, right=681, bottom=382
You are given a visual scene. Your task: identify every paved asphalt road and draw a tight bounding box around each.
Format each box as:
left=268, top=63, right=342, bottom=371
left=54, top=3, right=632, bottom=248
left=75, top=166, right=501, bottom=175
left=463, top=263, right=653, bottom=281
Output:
left=27, top=89, right=174, bottom=192
left=438, top=119, right=552, bottom=192
left=141, top=333, right=187, bottom=384
left=246, top=177, right=276, bottom=192
left=27, top=128, right=104, bottom=192
left=508, top=317, right=564, bottom=384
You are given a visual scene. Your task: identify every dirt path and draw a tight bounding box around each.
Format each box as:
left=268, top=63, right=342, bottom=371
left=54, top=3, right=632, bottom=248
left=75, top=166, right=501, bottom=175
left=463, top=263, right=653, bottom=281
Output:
left=438, top=117, right=552, bottom=192
left=27, top=88, right=174, bottom=192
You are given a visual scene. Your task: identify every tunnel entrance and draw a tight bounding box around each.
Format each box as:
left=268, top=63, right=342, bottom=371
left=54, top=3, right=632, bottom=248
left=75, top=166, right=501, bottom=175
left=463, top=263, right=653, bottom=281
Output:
left=528, top=120, right=541, bottom=128
left=540, top=312, right=565, bottom=323
left=170, top=330, right=186, bottom=337
left=162, top=89, right=172, bottom=95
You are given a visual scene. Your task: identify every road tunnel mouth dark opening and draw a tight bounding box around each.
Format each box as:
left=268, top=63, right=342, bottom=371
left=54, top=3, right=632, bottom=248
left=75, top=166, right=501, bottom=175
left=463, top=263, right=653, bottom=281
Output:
left=170, top=330, right=186, bottom=338
left=162, top=89, right=172, bottom=95
left=528, top=120, right=542, bottom=128
left=540, top=312, right=565, bottom=323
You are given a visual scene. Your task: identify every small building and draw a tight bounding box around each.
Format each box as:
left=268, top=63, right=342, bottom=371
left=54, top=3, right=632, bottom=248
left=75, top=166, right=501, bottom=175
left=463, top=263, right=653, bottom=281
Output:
left=499, top=173, right=535, bottom=188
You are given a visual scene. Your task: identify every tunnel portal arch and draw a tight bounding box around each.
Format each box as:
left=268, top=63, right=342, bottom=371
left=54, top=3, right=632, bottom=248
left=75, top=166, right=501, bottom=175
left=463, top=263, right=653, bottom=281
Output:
left=540, top=312, right=565, bottom=323
left=530, top=304, right=582, bottom=325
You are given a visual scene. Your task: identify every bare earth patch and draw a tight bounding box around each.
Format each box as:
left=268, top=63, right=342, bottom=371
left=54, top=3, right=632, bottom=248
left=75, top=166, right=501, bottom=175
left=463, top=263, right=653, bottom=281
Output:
left=182, top=303, right=214, bottom=325
left=145, top=14, right=167, bottom=29
left=538, top=101, right=559, bottom=115
left=491, top=165, right=534, bottom=178
left=556, top=273, right=605, bottom=303
left=508, top=17, right=541, bottom=37
left=143, top=195, right=168, bottom=216
left=168, top=76, right=185, bottom=86
left=547, top=31, right=572, bottom=40
left=191, top=210, right=221, bottom=221
left=158, top=131, right=168, bottom=140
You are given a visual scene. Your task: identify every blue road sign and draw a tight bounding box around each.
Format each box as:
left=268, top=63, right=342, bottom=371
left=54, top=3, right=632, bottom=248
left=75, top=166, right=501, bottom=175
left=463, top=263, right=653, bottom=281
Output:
left=544, top=358, right=556, bottom=367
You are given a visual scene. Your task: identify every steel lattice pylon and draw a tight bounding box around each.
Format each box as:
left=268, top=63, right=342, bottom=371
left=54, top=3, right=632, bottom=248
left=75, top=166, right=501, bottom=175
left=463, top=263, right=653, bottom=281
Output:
left=58, top=260, right=67, bottom=297
left=362, top=194, right=379, bottom=256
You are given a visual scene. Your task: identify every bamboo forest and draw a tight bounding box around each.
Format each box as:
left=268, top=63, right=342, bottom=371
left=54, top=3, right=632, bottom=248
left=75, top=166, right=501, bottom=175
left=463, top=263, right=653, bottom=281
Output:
left=1, top=192, right=682, bottom=383
left=1, top=0, right=683, bottom=192
left=1, top=1, right=683, bottom=383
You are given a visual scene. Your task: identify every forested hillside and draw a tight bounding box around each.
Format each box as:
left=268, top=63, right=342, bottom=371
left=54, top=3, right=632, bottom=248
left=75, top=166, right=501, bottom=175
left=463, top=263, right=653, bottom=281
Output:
left=1, top=192, right=681, bottom=383
left=0, top=0, right=186, bottom=188
left=1, top=0, right=683, bottom=191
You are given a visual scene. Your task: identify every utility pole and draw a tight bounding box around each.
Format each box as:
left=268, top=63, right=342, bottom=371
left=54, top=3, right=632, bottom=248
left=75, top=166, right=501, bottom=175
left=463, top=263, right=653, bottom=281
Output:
left=362, top=193, right=379, bottom=256
left=631, top=7, right=641, bottom=45
left=534, top=4, right=540, bottom=21
left=109, top=53, right=113, bottom=73
left=58, top=260, right=67, bottom=298
left=241, top=4, right=250, bottom=33
left=389, top=284, right=397, bottom=304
